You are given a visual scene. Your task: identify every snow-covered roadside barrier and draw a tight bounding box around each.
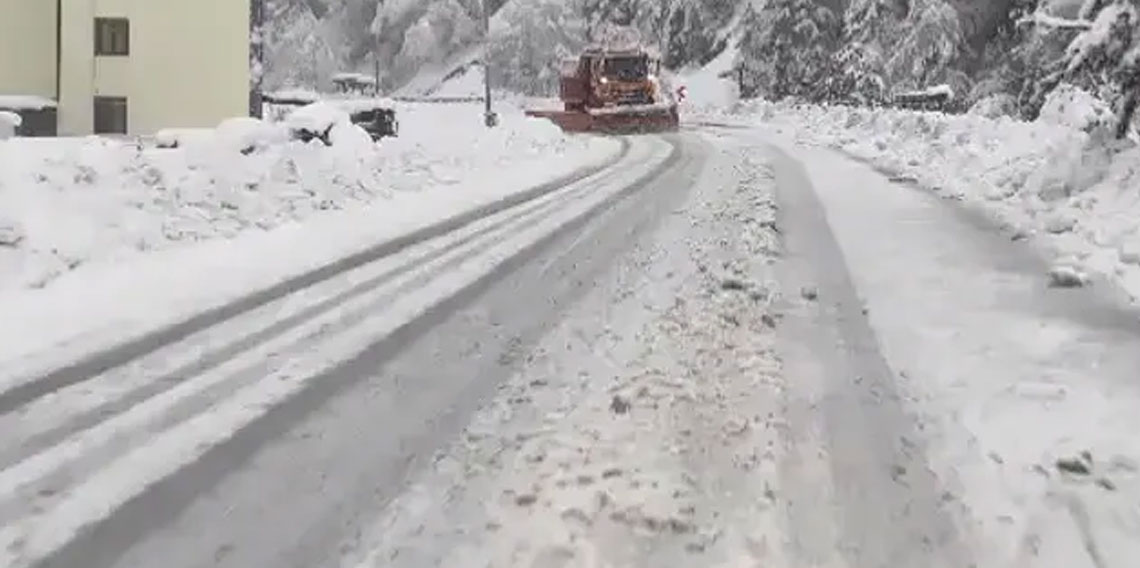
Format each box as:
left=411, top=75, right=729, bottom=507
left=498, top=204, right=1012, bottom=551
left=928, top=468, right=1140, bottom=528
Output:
left=0, top=102, right=621, bottom=372
left=714, top=95, right=1140, bottom=304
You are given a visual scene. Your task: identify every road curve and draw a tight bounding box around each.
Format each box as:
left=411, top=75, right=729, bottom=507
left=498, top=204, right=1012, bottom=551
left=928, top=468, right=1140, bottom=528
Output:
left=0, top=133, right=698, bottom=568
left=4, top=126, right=994, bottom=568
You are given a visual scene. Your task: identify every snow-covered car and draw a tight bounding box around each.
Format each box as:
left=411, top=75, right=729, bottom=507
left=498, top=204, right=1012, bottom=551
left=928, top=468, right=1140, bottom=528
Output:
left=344, top=103, right=398, bottom=141
left=262, top=91, right=398, bottom=143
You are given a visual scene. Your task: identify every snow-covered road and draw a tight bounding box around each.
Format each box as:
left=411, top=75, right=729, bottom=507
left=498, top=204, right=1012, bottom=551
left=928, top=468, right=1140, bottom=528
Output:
left=2, top=125, right=1136, bottom=568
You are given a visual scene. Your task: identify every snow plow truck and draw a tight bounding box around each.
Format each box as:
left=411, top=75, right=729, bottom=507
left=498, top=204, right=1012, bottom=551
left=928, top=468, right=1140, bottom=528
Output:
left=525, top=45, right=679, bottom=134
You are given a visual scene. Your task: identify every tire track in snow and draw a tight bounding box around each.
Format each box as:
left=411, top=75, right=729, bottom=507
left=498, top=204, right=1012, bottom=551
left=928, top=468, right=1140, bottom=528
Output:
left=0, top=138, right=632, bottom=415
left=0, top=153, right=638, bottom=524
left=0, top=136, right=685, bottom=568
left=764, top=140, right=972, bottom=568
left=0, top=146, right=642, bottom=473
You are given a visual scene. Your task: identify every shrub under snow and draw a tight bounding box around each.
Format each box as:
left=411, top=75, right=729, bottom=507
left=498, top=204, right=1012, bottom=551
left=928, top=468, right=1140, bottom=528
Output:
left=1038, top=83, right=1117, bottom=133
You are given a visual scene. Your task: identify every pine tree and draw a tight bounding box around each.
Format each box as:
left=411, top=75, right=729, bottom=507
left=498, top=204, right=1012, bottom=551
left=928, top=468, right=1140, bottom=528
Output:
left=487, top=0, right=588, bottom=95
left=1013, top=0, right=1140, bottom=136
left=737, top=0, right=842, bottom=100
left=261, top=0, right=344, bottom=89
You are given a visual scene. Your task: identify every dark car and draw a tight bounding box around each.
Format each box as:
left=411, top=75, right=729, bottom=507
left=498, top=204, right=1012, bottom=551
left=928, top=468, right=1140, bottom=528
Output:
left=350, top=106, right=398, bottom=140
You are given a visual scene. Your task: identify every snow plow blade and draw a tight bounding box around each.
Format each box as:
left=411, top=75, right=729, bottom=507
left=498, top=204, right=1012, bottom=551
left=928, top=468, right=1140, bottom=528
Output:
left=525, top=105, right=679, bottom=135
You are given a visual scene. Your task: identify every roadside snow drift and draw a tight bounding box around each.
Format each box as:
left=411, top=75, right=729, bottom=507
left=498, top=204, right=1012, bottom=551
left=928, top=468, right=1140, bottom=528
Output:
left=723, top=94, right=1140, bottom=304
left=0, top=101, right=620, bottom=373
left=0, top=102, right=602, bottom=292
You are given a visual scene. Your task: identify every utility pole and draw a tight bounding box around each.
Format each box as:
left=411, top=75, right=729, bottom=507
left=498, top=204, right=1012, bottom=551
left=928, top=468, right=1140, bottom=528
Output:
left=374, top=53, right=381, bottom=97
left=249, top=0, right=266, bottom=118
left=482, top=0, right=498, bottom=127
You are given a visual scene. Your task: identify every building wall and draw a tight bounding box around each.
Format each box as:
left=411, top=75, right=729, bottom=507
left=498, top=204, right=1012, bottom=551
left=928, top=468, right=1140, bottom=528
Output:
left=59, top=0, right=251, bottom=135
left=0, top=0, right=59, bottom=98
left=58, top=0, right=94, bottom=134
left=129, top=0, right=252, bottom=134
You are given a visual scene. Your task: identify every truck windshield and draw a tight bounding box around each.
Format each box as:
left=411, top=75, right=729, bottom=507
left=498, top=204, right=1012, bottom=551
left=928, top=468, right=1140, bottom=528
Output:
left=602, top=56, right=648, bottom=81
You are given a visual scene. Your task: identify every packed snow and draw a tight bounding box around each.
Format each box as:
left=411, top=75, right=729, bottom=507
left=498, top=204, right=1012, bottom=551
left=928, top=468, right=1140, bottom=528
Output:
left=700, top=87, right=1140, bottom=306
left=763, top=138, right=1140, bottom=568
left=427, top=64, right=486, bottom=98
left=0, top=101, right=621, bottom=375
left=683, top=75, right=1140, bottom=567
left=0, top=112, right=20, bottom=140
left=674, top=43, right=741, bottom=113
left=345, top=133, right=789, bottom=568
left=0, top=96, right=56, bottom=112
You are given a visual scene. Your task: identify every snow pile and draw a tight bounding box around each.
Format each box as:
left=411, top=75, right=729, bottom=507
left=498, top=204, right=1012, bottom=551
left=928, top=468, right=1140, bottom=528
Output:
left=429, top=64, right=485, bottom=98
left=721, top=92, right=1140, bottom=303
left=967, top=94, right=1018, bottom=119
left=0, top=111, right=20, bottom=140
left=675, top=43, right=741, bottom=113
left=1037, top=83, right=1116, bottom=133
left=0, top=102, right=604, bottom=292
left=0, top=95, right=56, bottom=111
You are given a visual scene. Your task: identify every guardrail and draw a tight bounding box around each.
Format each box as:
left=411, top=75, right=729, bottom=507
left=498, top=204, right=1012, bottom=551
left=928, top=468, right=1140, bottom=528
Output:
left=392, top=96, right=486, bottom=104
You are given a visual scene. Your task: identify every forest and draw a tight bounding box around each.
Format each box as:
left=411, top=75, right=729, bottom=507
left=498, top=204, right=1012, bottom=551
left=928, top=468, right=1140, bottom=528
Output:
left=261, top=0, right=1139, bottom=135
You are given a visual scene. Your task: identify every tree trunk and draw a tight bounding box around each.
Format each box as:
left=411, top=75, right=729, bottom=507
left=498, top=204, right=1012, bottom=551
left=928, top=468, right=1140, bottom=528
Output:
left=1116, top=86, right=1138, bottom=140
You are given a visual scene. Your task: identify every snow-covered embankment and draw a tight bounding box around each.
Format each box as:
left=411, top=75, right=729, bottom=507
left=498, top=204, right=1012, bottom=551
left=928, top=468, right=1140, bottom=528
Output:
left=0, top=102, right=619, bottom=372
left=730, top=93, right=1140, bottom=303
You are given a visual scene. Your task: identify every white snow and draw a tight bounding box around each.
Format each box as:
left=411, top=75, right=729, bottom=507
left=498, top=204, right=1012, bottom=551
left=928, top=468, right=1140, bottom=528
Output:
left=1066, top=3, right=1137, bottom=72
left=0, top=111, right=20, bottom=139
left=263, top=88, right=323, bottom=103
left=0, top=95, right=56, bottom=111
left=0, top=135, right=672, bottom=568
left=705, top=98, right=1140, bottom=307
left=675, top=42, right=740, bottom=112
left=767, top=140, right=1140, bottom=568
left=1019, top=10, right=1093, bottom=31
left=343, top=134, right=788, bottom=568
left=430, top=64, right=486, bottom=98
left=687, top=82, right=1140, bottom=567
left=1038, top=83, right=1116, bottom=133
left=284, top=101, right=353, bottom=135
left=0, top=102, right=621, bottom=378
left=898, top=83, right=955, bottom=100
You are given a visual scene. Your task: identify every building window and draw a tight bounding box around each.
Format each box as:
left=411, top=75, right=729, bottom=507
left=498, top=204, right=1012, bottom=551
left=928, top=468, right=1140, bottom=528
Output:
left=94, top=18, right=129, bottom=56
left=94, top=96, right=128, bottom=134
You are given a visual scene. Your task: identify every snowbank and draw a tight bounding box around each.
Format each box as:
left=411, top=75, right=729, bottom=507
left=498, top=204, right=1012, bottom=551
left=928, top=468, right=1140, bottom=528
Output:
left=718, top=93, right=1140, bottom=304
left=0, top=95, right=56, bottom=111
left=0, top=102, right=611, bottom=295
left=0, top=101, right=620, bottom=374
left=675, top=43, right=740, bottom=113
left=0, top=111, right=20, bottom=140
left=429, top=64, right=485, bottom=98
left=700, top=90, right=1140, bottom=567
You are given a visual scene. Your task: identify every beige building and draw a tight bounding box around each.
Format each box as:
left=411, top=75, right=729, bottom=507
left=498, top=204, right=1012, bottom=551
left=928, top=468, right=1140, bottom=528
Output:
left=0, top=0, right=254, bottom=136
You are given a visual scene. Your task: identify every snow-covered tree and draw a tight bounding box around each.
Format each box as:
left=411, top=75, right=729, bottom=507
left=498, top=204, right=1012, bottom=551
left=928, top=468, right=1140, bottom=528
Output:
left=658, top=0, right=737, bottom=68
left=261, top=0, right=345, bottom=90
left=737, top=0, right=842, bottom=100
left=578, top=0, right=737, bottom=68
left=1064, top=0, right=1140, bottom=137
left=1015, top=0, right=1140, bottom=136
left=487, top=0, right=588, bottom=95
left=884, top=0, right=966, bottom=90
left=824, top=42, right=889, bottom=104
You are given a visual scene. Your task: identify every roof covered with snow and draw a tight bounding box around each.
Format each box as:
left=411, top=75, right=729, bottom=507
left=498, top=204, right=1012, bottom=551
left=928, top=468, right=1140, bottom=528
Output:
left=0, top=95, right=57, bottom=111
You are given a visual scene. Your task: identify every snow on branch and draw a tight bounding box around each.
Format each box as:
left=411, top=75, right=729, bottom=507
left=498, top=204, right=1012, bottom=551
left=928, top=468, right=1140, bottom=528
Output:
left=1017, top=11, right=1093, bottom=31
